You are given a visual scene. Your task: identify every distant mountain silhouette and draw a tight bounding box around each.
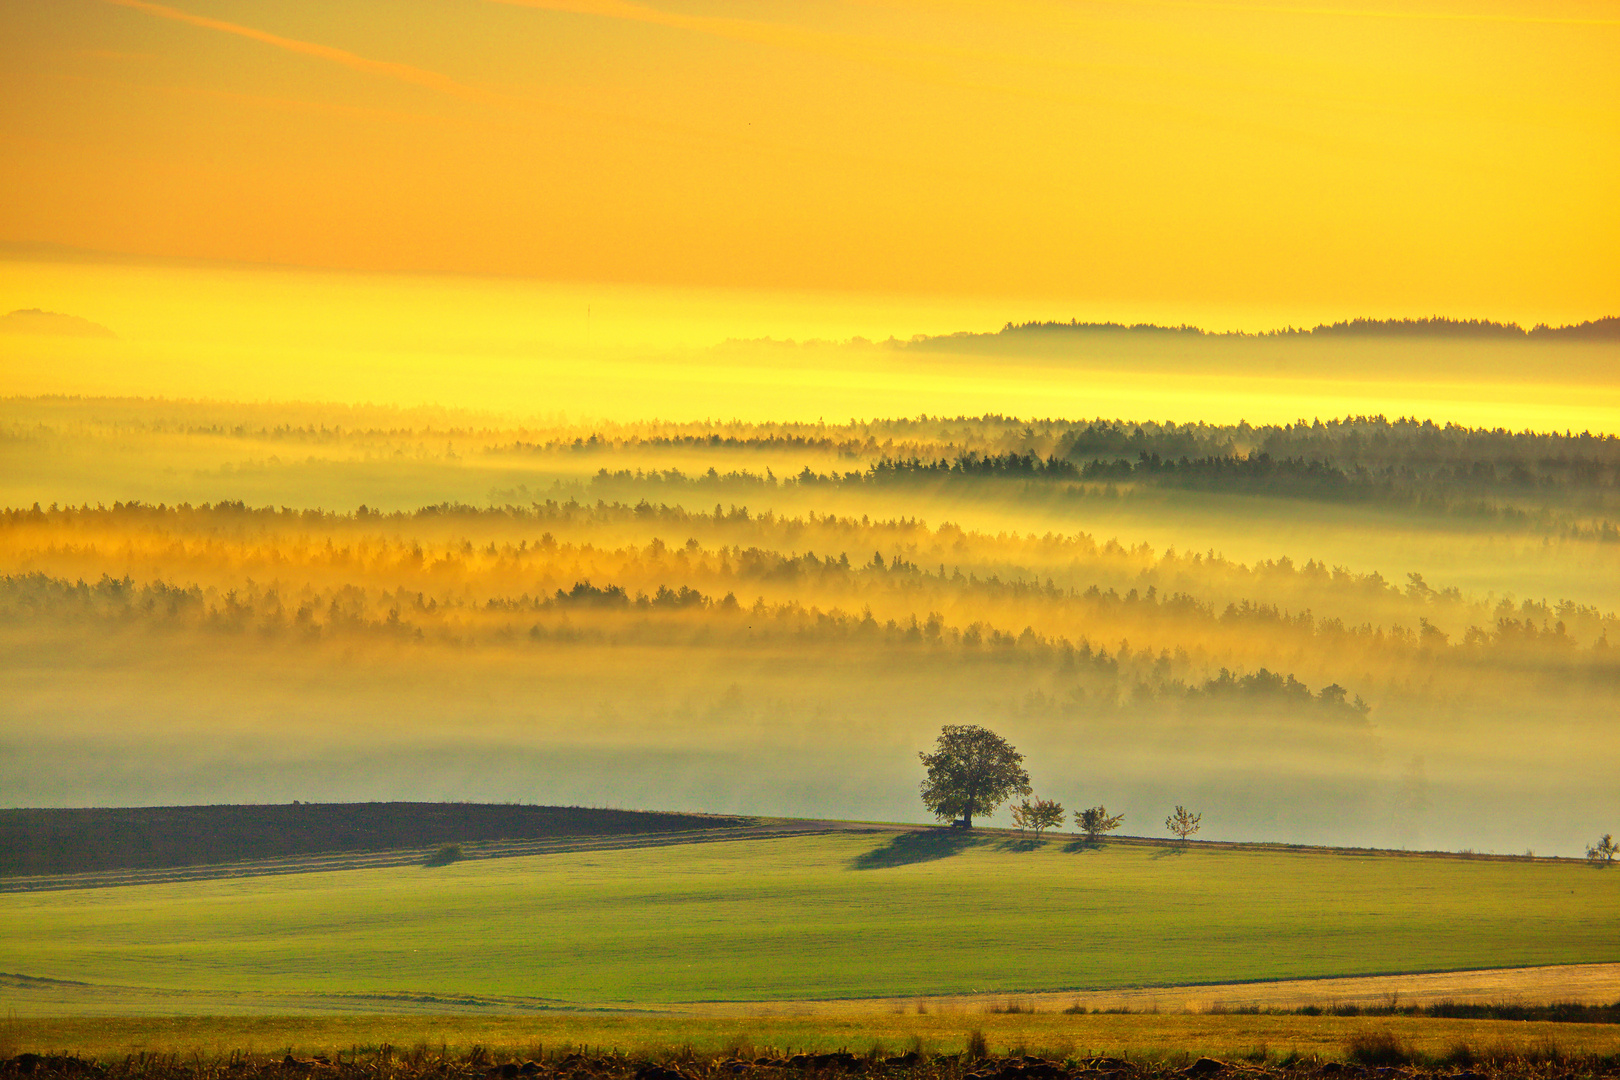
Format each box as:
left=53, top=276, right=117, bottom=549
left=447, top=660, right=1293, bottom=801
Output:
left=0, top=308, right=116, bottom=338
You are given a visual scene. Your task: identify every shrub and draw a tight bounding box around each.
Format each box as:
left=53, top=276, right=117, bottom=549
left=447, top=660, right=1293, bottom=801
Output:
left=1010, top=798, right=1065, bottom=837
left=1344, top=1031, right=1416, bottom=1066
left=1439, top=1041, right=1477, bottom=1068
left=1165, top=806, right=1201, bottom=842
left=1077, top=806, right=1124, bottom=842
left=424, top=843, right=464, bottom=866
left=964, top=1030, right=989, bottom=1059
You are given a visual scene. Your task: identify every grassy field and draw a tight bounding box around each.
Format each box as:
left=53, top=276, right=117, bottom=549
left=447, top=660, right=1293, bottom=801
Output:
left=1, top=832, right=1616, bottom=1012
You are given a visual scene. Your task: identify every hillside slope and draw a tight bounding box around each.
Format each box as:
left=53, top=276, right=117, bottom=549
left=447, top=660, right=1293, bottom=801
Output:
left=1, top=831, right=1615, bottom=1013
left=0, top=803, right=748, bottom=877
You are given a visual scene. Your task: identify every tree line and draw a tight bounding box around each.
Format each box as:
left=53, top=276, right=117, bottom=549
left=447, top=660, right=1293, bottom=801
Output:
left=919, top=724, right=1204, bottom=843
left=919, top=724, right=1618, bottom=862
left=0, top=570, right=1378, bottom=724
left=907, top=314, right=1620, bottom=345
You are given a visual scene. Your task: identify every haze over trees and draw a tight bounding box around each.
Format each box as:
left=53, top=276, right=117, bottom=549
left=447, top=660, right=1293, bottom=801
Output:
left=968, top=316, right=1620, bottom=342
left=0, top=397, right=1616, bottom=853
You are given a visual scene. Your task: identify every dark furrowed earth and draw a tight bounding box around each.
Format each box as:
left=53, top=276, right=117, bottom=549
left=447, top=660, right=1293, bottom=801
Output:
left=0, top=805, right=758, bottom=879
left=5, top=1046, right=1619, bottom=1080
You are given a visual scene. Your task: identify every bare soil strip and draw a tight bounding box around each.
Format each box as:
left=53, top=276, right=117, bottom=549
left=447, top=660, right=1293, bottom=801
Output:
left=0, top=804, right=760, bottom=879
left=0, top=822, right=894, bottom=894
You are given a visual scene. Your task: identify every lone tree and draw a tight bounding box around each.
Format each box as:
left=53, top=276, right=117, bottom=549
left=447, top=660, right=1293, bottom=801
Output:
left=1165, top=805, right=1202, bottom=843
left=1011, top=797, right=1065, bottom=837
left=1077, top=805, right=1125, bottom=842
left=919, top=724, right=1031, bottom=829
left=1589, top=833, right=1618, bottom=866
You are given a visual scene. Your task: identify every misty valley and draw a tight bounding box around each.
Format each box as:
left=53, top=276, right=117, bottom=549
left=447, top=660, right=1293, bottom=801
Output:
left=3, top=399, right=1615, bottom=855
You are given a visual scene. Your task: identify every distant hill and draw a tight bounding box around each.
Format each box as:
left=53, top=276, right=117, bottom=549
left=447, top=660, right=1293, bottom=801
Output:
left=0, top=308, right=116, bottom=338
left=904, top=315, right=1620, bottom=348
left=0, top=803, right=748, bottom=877
left=1529, top=315, right=1620, bottom=340
left=1314, top=316, right=1620, bottom=340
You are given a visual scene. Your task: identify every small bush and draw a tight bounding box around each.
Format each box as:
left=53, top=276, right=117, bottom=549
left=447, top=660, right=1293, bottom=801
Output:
left=1518, top=1037, right=1571, bottom=1066
left=1439, top=1041, right=1477, bottom=1068
left=424, top=843, right=464, bottom=867
left=964, top=1030, right=989, bottom=1059
left=1344, top=1031, right=1416, bottom=1066
left=990, top=998, right=1033, bottom=1014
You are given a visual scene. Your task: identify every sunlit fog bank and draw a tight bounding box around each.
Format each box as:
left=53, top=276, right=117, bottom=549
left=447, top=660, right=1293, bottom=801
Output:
left=4, top=0, right=1617, bottom=886
left=4, top=259, right=1618, bottom=430
left=2, top=401, right=1617, bottom=856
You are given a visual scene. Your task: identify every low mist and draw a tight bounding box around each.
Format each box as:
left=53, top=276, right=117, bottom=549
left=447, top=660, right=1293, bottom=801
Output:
left=2, top=404, right=1616, bottom=857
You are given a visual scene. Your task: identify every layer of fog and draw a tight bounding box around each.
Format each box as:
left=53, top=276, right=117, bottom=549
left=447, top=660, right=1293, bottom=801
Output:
left=3, top=616, right=1614, bottom=857
left=6, top=401, right=1619, bottom=612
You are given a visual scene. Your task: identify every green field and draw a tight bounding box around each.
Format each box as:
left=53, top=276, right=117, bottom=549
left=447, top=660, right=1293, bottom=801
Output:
left=2, top=833, right=1616, bottom=1011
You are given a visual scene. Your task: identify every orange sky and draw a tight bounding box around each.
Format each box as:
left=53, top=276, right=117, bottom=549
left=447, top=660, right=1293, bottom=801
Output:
left=1, top=0, right=1616, bottom=319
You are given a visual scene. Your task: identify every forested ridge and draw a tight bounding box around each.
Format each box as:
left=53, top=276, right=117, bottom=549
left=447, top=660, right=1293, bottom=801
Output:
left=510, top=417, right=1620, bottom=522
left=924, top=314, right=1620, bottom=343
left=4, top=498, right=1614, bottom=718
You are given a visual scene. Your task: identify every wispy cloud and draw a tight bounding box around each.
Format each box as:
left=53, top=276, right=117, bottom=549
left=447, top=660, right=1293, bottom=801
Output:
left=854, top=0, right=1620, bottom=28
left=1120, top=0, right=1620, bottom=27
left=103, top=0, right=494, bottom=102
left=485, top=0, right=969, bottom=79
left=488, top=0, right=845, bottom=52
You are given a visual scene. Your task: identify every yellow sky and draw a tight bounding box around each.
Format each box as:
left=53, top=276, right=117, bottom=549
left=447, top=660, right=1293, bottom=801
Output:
left=1, top=0, right=1616, bottom=320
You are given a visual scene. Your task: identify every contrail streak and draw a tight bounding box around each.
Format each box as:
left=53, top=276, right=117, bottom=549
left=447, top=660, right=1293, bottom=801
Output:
left=103, top=0, right=493, bottom=103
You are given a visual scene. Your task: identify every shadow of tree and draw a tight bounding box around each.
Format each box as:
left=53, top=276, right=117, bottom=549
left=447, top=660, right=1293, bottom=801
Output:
left=1149, top=844, right=1188, bottom=860
left=991, top=837, right=1042, bottom=853
left=1063, top=838, right=1101, bottom=853
left=850, top=829, right=976, bottom=869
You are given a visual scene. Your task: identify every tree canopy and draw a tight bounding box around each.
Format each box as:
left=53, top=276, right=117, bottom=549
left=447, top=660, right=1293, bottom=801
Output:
left=1011, top=797, right=1065, bottom=837
left=918, top=724, right=1031, bottom=828
left=1077, top=805, right=1125, bottom=842
left=1166, top=805, right=1202, bottom=843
